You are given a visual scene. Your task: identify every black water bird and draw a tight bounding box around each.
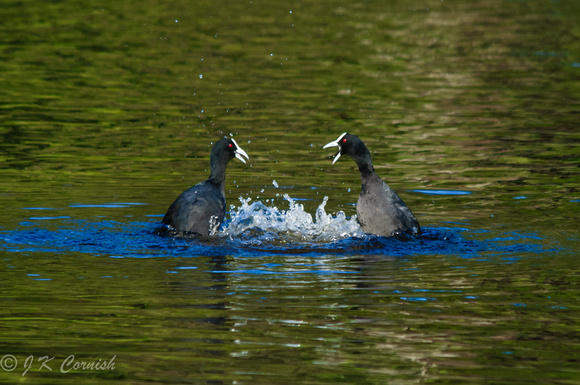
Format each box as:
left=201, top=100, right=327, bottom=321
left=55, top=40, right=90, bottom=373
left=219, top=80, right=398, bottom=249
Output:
left=323, top=132, right=421, bottom=237
left=156, top=138, right=249, bottom=236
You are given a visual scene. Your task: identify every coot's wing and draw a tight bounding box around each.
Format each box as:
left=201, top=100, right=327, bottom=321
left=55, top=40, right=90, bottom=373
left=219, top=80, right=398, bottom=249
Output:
left=162, top=181, right=226, bottom=235
left=380, top=180, right=421, bottom=235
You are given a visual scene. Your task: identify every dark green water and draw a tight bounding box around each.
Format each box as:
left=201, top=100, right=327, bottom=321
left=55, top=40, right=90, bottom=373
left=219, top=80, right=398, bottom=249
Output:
left=1, top=0, right=579, bottom=384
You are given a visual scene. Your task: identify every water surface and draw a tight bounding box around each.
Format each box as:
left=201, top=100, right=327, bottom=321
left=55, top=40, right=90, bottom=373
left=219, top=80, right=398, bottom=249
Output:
left=1, top=0, right=579, bottom=384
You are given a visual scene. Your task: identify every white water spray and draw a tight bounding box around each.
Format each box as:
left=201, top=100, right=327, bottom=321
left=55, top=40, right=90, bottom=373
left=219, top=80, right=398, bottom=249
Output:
left=223, top=192, right=363, bottom=242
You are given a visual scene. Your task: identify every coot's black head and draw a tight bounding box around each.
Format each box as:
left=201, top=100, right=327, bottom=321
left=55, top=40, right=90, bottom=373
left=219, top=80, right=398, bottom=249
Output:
left=211, top=137, right=249, bottom=165
left=208, top=137, right=249, bottom=184
left=323, top=132, right=369, bottom=164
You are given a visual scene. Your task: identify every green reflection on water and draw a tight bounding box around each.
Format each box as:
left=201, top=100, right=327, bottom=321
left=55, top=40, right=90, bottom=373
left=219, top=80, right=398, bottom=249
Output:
left=1, top=0, right=579, bottom=383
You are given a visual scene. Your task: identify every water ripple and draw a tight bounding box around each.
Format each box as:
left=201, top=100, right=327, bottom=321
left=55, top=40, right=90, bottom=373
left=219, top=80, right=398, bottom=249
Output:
left=0, top=196, right=557, bottom=261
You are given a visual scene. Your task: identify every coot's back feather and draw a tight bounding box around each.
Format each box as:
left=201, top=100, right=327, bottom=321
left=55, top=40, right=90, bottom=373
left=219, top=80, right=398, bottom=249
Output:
left=161, top=181, right=225, bottom=235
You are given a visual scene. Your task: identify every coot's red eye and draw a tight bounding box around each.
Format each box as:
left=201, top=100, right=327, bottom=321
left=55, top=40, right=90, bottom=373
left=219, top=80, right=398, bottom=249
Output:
left=229, top=143, right=233, bottom=148
left=342, top=138, right=347, bottom=143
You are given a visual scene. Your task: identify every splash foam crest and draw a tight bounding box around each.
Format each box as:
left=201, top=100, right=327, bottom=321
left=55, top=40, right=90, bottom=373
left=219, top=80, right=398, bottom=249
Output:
left=224, top=194, right=363, bottom=242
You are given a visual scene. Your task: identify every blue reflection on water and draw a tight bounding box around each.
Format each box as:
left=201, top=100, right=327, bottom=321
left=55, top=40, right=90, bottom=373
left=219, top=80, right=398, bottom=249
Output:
left=400, top=297, right=436, bottom=302
left=411, top=189, right=472, bottom=195
left=0, top=218, right=556, bottom=262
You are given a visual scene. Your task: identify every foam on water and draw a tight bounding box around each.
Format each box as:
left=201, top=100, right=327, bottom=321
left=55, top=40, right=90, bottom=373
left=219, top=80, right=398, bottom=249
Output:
left=223, top=194, right=364, bottom=243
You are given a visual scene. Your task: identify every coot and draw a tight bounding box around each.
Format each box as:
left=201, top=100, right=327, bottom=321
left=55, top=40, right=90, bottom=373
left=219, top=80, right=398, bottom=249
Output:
left=323, top=132, right=421, bottom=237
left=156, top=137, right=249, bottom=236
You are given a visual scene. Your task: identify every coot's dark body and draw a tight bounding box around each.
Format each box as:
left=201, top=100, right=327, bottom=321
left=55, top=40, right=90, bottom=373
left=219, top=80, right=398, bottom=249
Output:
left=160, top=181, right=226, bottom=236
left=156, top=138, right=249, bottom=236
left=324, top=133, right=421, bottom=237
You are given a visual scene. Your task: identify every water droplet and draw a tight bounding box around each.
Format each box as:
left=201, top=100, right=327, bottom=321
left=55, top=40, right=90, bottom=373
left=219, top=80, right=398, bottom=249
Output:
left=199, top=74, right=203, bottom=79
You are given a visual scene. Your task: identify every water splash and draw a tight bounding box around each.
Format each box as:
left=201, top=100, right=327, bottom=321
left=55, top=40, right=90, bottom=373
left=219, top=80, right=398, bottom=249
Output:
left=208, top=215, right=220, bottom=237
left=224, top=194, right=363, bottom=243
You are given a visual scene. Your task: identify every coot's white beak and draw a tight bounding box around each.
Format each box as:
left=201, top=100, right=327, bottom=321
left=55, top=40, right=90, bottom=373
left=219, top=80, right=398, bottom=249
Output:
left=323, top=132, right=347, bottom=164
left=231, top=138, right=249, bottom=164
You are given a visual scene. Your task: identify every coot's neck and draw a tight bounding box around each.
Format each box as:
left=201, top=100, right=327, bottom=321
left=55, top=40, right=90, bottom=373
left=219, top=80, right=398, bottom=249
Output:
left=352, top=146, right=376, bottom=180
left=208, top=157, right=228, bottom=190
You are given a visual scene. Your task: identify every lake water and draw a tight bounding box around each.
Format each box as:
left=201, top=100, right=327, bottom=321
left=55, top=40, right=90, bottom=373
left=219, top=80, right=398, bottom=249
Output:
left=1, top=0, right=579, bottom=383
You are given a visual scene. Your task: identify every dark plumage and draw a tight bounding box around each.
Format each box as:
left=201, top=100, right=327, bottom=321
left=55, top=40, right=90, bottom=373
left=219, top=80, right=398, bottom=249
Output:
left=156, top=138, right=249, bottom=236
left=323, top=133, right=421, bottom=237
